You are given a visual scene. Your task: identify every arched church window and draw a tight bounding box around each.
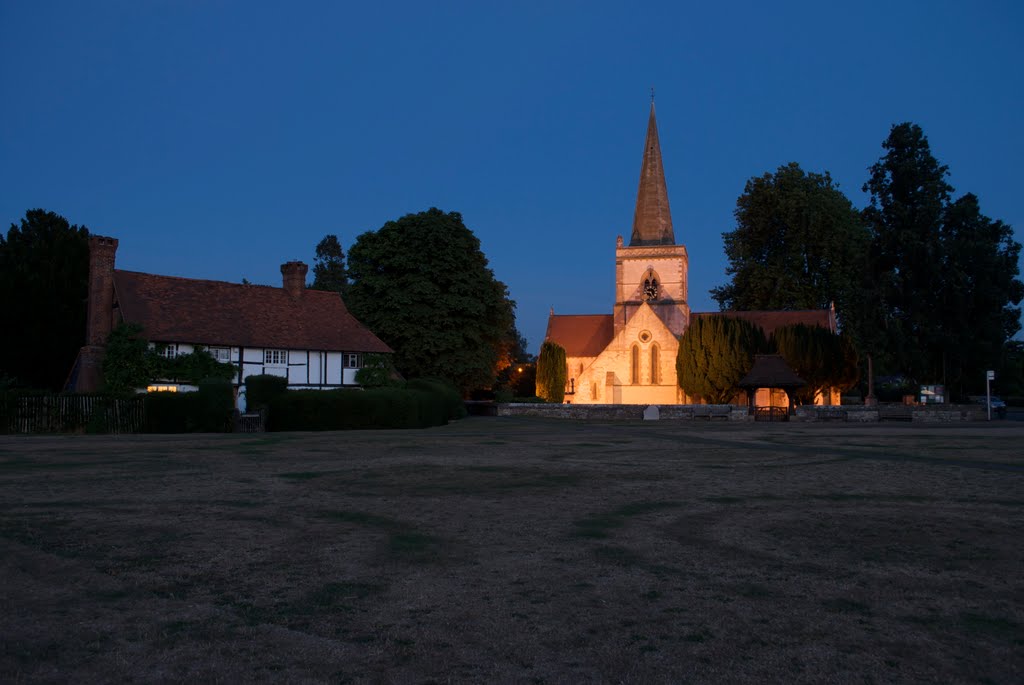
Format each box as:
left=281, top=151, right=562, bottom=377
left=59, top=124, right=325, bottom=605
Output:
left=631, top=345, right=639, bottom=384
left=650, top=344, right=660, bottom=385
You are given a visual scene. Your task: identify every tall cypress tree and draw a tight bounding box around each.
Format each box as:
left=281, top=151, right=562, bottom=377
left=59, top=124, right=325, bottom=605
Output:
left=862, top=123, right=952, bottom=381
left=676, top=316, right=765, bottom=404
left=535, top=341, right=567, bottom=403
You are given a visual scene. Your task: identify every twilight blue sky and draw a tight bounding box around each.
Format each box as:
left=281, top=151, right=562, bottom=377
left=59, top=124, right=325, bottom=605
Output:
left=2, top=1, right=1022, bottom=353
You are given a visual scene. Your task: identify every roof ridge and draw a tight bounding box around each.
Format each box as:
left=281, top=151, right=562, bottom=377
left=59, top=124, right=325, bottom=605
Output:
left=114, top=269, right=279, bottom=290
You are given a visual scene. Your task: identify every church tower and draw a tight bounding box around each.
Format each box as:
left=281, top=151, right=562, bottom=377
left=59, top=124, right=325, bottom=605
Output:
left=613, top=101, right=690, bottom=336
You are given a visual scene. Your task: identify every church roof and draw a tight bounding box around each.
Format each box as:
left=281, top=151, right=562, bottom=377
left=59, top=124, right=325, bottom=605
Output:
left=544, top=314, right=614, bottom=358
left=693, top=308, right=836, bottom=337
left=630, top=102, right=675, bottom=247
left=112, top=270, right=392, bottom=353
left=738, top=354, right=806, bottom=389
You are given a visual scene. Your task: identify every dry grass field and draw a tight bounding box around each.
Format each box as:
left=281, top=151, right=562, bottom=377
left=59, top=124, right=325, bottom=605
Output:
left=2, top=418, right=1022, bottom=684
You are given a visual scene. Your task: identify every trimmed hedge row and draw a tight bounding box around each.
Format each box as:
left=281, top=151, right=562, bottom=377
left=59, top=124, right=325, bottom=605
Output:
left=145, top=379, right=234, bottom=433
left=267, top=379, right=465, bottom=431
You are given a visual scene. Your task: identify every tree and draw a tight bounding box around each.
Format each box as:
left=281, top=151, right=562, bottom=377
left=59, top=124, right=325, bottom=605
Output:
left=772, top=324, right=859, bottom=405
left=345, top=208, right=516, bottom=393
left=101, top=324, right=160, bottom=394
left=535, top=341, right=567, bottom=403
left=676, top=316, right=766, bottom=403
left=937, top=193, right=1023, bottom=395
left=863, top=123, right=1022, bottom=389
left=0, top=210, right=90, bottom=390
left=101, top=323, right=236, bottom=393
left=997, top=340, right=1024, bottom=398
left=354, top=353, right=397, bottom=388
left=711, top=163, right=869, bottom=334
left=494, top=323, right=535, bottom=395
left=862, top=123, right=952, bottom=380
left=310, top=234, right=348, bottom=293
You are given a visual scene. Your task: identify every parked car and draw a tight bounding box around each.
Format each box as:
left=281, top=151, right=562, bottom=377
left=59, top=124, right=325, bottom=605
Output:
left=969, top=395, right=1007, bottom=419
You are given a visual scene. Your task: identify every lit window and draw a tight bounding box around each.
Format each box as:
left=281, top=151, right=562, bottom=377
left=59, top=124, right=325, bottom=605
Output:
left=344, top=353, right=362, bottom=368
left=146, top=385, right=178, bottom=393
left=211, top=347, right=231, bottom=363
left=265, top=349, right=287, bottom=365
left=650, top=344, right=660, bottom=385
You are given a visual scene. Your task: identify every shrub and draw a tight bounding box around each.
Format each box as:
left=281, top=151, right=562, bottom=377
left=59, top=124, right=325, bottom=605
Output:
left=145, top=392, right=200, bottom=433
left=144, top=380, right=234, bottom=434
left=245, top=374, right=288, bottom=410
left=536, top=341, right=567, bottom=403
left=405, top=378, right=466, bottom=420
left=196, top=378, right=235, bottom=432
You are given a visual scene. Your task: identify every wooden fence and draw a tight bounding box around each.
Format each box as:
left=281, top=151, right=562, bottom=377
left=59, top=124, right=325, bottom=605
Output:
left=0, top=395, right=146, bottom=434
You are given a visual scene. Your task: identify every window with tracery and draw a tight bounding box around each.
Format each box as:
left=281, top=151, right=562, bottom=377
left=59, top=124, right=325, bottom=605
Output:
left=650, top=344, right=660, bottom=384
left=631, top=345, right=639, bottom=384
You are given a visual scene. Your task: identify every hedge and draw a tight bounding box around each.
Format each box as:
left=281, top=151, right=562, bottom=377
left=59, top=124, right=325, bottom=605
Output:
left=266, top=380, right=464, bottom=431
left=245, top=374, right=288, bottom=410
left=144, top=378, right=234, bottom=433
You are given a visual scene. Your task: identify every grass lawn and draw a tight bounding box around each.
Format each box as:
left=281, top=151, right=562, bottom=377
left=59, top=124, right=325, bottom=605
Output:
left=1, top=418, right=1022, bottom=683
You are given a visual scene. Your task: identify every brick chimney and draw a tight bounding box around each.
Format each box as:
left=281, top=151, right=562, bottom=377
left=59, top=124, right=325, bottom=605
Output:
left=77, top=235, right=119, bottom=391
left=281, top=261, right=308, bottom=298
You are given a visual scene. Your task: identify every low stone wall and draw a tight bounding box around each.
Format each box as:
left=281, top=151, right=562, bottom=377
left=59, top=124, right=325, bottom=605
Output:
left=496, top=403, right=752, bottom=422
left=498, top=403, right=989, bottom=423
left=794, top=404, right=986, bottom=423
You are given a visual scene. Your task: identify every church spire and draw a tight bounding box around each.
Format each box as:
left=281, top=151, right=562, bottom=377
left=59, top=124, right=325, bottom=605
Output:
left=629, top=100, right=675, bottom=246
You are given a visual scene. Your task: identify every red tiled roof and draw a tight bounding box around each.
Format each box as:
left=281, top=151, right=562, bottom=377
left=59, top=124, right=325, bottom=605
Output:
left=738, top=354, right=806, bottom=388
left=545, top=314, right=614, bottom=358
left=693, top=309, right=835, bottom=337
left=113, top=270, right=391, bottom=353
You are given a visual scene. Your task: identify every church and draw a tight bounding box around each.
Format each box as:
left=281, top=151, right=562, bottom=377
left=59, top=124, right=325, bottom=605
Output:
left=544, top=101, right=836, bottom=405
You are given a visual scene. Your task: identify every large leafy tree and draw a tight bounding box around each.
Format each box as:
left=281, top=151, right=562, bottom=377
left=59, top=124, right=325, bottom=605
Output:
left=310, top=234, right=348, bottom=293
left=711, top=163, right=869, bottom=334
left=0, top=210, right=90, bottom=390
left=863, top=123, right=1022, bottom=389
left=345, top=208, right=515, bottom=393
left=676, top=316, right=766, bottom=403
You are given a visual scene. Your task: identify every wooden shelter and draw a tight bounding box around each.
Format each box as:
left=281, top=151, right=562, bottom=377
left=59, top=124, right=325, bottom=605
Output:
left=738, top=354, right=806, bottom=419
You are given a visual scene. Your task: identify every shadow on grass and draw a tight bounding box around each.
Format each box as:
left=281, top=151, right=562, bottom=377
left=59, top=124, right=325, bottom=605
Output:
left=320, top=510, right=445, bottom=562
left=572, top=500, right=680, bottom=539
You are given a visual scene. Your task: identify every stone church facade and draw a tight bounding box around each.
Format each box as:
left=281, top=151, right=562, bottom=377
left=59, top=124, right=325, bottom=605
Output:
left=545, top=102, right=836, bottom=405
